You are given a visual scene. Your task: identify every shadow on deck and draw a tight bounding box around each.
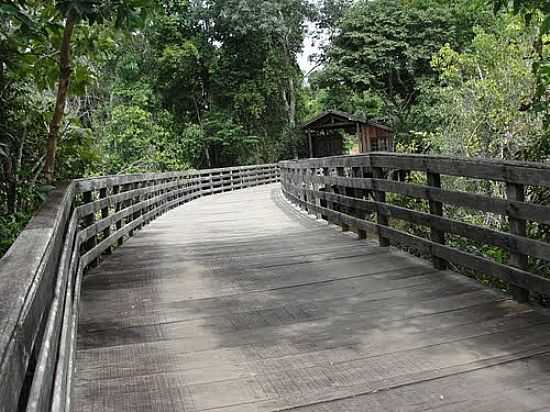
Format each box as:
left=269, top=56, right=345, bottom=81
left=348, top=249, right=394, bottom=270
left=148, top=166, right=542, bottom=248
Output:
left=72, top=185, right=550, bottom=412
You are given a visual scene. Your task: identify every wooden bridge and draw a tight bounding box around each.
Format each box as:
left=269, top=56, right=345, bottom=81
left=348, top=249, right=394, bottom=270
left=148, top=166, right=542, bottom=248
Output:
left=3, top=154, right=550, bottom=411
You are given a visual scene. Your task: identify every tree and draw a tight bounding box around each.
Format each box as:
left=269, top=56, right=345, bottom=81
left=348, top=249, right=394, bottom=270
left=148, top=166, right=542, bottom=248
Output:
left=418, top=18, right=545, bottom=160
left=209, top=0, right=310, bottom=149
left=44, top=0, right=150, bottom=182
left=493, top=0, right=549, bottom=119
left=144, top=0, right=311, bottom=165
left=315, top=0, right=493, bottom=130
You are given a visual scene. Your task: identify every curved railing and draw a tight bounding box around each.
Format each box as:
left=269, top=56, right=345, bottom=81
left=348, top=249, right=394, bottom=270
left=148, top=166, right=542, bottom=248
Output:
left=280, top=153, right=550, bottom=304
left=0, top=164, right=279, bottom=412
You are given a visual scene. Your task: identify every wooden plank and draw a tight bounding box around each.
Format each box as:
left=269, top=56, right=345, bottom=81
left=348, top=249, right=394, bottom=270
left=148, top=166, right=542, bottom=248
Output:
left=335, top=166, right=349, bottom=232
left=82, top=190, right=98, bottom=268
left=0, top=183, right=74, bottom=411
left=51, top=237, right=81, bottom=412
left=64, top=262, right=85, bottom=412
left=26, top=214, right=77, bottom=412
left=74, top=164, right=278, bottom=193
left=302, top=174, right=550, bottom=225
left=369, top=152, right=550, bottom=187
left=79, top=164, right=280, bottom=269
left=0, top=164, right=279, bottom=411
left=506, top=182, right=530, bottom=303
left=72, top=185, right=550, bottom=412
left=283, top=159, right=550, bottom=299
left=285, top=190, right=550, bottom=297
left=427, top=171, right=446, bottom=269
left=372, top=166, right=389, bottom=246
left=293, top=187, right=550, bottom=262
left=281, top=153, right=550, bottom=186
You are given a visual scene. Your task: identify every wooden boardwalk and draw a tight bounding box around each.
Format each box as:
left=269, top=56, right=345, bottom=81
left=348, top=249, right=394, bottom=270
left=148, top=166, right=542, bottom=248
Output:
left=73, top=184, right=550, bottom=411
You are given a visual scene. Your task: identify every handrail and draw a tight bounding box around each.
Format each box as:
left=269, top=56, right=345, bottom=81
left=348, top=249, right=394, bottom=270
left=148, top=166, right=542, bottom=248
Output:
left=0, top=164, right=279, bottom=412
left=280, top=153, right=550, bottom=305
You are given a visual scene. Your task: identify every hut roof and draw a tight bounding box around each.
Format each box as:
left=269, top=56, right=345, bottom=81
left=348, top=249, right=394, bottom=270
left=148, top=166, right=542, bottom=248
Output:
left=302, top=110, right=392, bottom=132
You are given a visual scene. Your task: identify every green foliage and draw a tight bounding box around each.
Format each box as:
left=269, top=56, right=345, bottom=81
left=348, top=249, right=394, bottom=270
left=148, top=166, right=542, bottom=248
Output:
left=314, top=0, right=493, bottom=131
left=56, top=120, right=101, bottom=178
left=415, top=17, right=545, bottom=160
left=55, top=0, right=151, bottom=27
left=99, top=83, right=185, bottom=173
left=85, top=0, right=312, bottom=175
left=302, top=0, right=550, bottom=295
left=0, top=0, right=154, bottom=255
left=182, top=114, right=260, bottom=167
left=493, top=0, right=549, bottom=120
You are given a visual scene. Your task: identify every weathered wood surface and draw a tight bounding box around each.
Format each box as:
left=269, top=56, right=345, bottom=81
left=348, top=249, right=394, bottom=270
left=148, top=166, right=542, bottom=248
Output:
left=0, top=164, right=278, bottom=412
left=0, top=183, right=73, bottom=412
left=280, top=154, right=550, bottom=302
left=73, top=184, right=550, bottom=411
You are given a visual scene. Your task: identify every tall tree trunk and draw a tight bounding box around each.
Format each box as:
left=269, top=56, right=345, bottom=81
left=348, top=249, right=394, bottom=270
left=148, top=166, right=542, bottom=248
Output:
left=44, top=13, right=77, bottom=183
left=280, top=39, right=298, bottom=158
left=287, top=76, right=296, bottom=129
left=204, top=146, right=211, bottom=168
left=282, top=76, right=298, bottom=158
left=280, top=37, right=297, bottom=130
left=277, top=8, right=297, bottom=131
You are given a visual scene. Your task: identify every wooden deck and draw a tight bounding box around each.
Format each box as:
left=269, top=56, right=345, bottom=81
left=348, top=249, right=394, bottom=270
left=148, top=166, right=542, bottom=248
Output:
left=73, top=184, right=550, bottom=411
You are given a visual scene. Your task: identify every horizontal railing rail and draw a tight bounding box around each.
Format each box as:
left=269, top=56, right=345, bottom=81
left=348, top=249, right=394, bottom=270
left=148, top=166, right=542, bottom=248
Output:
left=0, top=164, right=279, bottom=412
left=280, top=153, right=550, bottom=305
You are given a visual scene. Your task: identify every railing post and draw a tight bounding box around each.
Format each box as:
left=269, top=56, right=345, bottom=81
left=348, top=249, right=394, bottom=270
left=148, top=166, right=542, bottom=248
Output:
left=137, top=180, right=145, bottom=229
left=427, top=171, right=447, bottom=270
left=287, top=167, right=295, bottom=204
left=121, top=184, right=130, bottom=246
left=129, top=181, right=138, bottom=237
left=336, top=166, right=349, bottom=232
left=162, top=178, right=168, bottom=212
left=82, top=190, right=98, bottom=267
left=166, top=177, right=173, bottom=208
left=294, top=167, right=300, bottom=205
left=301, top=167, right=309, bottom=212
left=506, top=182, right=530, bottom=303
left=100, top=187, right=111, bottom=255
left=321, top=167, right=333, bottom=223
left=311, top=167, right=322, bottom=219
left=372, top=167, right=390, bottom=247
left=181, top=174, right=187, bottom=203
left=112, top=184, right=123, bottom=247
left=352, top=166, right=367, bottom=240
left=146, top=180, right=154, bottom=223
left=159, top=178, right=166, bottom=214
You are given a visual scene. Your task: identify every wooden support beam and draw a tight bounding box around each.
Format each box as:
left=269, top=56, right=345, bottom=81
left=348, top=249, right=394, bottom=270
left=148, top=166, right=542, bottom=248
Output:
left=336, top=166, right=349, bottom=232
left=352, top=166, right=367, bottom=239
left=506, top=182, right=530, bottom=303
left=100, top=187, right=111, bottom=256
left=372, top=167, right=390, bottom=246
left=82, top=191, right=98, bottom=267
left=427, top=171, right=447, bottom=270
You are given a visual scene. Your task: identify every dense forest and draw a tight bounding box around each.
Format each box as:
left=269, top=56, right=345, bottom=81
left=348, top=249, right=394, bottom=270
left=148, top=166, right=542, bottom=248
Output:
left=1, top=0, right=549, bottom=256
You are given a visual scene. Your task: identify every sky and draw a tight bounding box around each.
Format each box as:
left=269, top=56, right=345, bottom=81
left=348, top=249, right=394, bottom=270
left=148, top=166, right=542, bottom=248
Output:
left=298, top=22, right=321, bottom=75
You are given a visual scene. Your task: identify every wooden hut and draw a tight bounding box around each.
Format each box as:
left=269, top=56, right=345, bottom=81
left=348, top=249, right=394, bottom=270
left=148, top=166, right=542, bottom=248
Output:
left=303, top=110, right=393, bottom=158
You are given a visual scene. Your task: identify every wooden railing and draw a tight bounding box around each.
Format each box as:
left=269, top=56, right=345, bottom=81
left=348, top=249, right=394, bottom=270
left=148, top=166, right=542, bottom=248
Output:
left=0, top=164, right=279, bottom=412
left=280, top=153, right=550, bottom=304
